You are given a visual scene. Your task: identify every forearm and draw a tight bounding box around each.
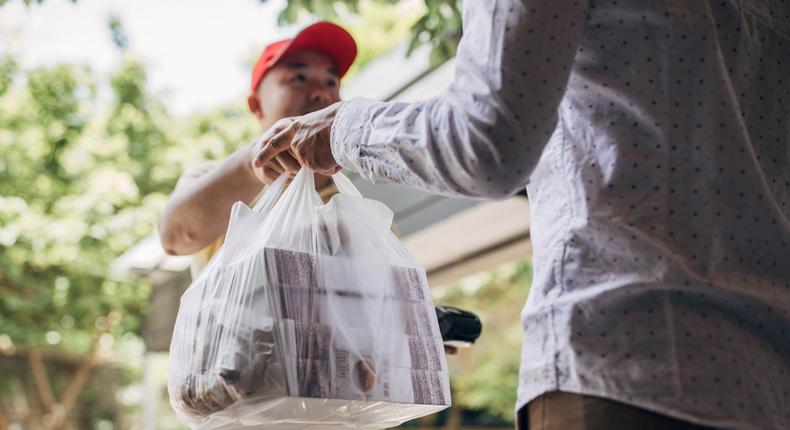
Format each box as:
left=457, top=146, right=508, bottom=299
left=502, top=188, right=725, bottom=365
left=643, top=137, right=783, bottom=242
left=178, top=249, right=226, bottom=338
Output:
left=331, top=0, right=588, bottom=198
left=159, top=144, right=263, bottom=255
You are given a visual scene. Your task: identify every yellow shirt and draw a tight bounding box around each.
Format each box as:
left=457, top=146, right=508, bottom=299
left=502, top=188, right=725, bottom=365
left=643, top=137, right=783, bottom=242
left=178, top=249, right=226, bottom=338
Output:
left=175, top=161, right=338, bottom=278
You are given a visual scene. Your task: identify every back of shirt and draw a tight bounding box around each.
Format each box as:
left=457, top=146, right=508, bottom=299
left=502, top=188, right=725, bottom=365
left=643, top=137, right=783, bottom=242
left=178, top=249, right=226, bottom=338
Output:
left=520, top=1, right=790, bottom=428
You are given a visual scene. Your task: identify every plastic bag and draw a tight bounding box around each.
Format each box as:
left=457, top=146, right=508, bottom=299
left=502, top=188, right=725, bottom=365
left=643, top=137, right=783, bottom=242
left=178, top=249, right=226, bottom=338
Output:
left=168, top=169, right=451, bottom=430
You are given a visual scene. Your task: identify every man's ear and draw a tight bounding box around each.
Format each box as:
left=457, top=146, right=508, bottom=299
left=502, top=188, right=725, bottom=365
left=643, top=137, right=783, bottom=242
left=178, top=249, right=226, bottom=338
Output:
left=247, top=94, right=264, bottom=121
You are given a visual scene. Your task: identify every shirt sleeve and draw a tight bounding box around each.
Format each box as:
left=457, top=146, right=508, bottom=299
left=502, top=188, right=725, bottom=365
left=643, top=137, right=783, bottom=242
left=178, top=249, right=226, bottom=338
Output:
left=331, top=0, right=589, bottom=198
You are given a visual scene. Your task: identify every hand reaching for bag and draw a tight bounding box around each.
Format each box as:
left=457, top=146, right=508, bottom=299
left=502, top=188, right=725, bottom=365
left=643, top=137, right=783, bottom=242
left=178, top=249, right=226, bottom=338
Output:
left=251, top=102, right=342, bottom=179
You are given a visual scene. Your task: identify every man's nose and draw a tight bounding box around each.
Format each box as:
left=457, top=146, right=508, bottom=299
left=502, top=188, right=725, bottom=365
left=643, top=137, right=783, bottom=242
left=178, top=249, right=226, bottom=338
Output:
left=310, top=84, right=335, bottom=105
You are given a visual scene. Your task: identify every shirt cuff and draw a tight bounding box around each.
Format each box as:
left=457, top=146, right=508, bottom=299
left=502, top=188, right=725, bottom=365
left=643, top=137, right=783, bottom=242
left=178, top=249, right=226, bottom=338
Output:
left=330, top=98, right=385, bottom=172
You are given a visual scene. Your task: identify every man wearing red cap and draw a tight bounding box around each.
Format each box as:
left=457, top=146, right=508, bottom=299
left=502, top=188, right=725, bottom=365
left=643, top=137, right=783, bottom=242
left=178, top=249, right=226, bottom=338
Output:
left=159, top=21, right=357, bottom=276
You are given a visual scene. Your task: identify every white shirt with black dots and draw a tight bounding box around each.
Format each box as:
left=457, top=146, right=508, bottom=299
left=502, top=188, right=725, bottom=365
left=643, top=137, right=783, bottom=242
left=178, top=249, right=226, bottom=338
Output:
left=331, top=1, right=790, bottom=429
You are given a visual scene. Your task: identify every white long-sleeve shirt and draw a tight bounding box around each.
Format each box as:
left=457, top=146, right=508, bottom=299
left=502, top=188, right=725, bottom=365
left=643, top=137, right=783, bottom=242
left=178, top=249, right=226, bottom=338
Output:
left=330, top=0, right=790, bottom=429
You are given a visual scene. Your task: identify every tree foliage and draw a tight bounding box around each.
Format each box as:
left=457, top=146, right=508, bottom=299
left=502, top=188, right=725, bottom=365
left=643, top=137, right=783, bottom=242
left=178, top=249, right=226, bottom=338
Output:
left=0, top=1, right=517, bottom=426
left=0, top=56, right=260, bottom=426
left=433, top=261, right=532, bottom=423
left=269, top=0, right=462, bottom=66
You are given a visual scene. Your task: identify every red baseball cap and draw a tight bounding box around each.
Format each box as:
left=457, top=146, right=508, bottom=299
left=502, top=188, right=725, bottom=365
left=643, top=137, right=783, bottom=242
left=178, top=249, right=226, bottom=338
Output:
left=250, top=21, right=357, bottom=94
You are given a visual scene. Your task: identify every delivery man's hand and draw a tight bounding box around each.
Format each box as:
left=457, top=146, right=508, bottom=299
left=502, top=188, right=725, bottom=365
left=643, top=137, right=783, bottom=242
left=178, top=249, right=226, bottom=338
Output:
left=252, top=102, right=342, bottom=176
left=248, top=140, right=300, bottom=185
left=248, top=121, right=302, bottom=184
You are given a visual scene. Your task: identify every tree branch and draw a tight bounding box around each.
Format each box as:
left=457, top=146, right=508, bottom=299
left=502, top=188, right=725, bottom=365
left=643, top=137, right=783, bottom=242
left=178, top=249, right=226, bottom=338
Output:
left=26, top=348, right=55, bottom=414
left=58, top=333, right=101, bottom=416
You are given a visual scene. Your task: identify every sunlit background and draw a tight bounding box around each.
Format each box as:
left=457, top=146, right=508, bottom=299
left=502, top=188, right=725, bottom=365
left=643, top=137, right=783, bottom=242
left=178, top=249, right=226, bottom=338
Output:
left=0, top=0, right=531, bottom=428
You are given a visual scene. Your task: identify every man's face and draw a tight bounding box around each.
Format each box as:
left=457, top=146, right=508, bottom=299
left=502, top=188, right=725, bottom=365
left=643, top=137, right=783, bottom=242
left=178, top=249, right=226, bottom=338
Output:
left=250, top=50, right=341, bottom=128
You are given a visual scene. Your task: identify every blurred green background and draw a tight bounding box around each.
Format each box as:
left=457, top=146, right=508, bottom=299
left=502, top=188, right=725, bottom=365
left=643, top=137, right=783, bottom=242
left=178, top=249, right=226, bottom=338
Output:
left=0, top=0, right=530, bottom=428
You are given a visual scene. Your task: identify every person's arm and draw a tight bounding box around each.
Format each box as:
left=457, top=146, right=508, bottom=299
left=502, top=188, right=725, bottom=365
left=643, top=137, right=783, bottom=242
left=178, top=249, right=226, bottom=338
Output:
left=159, top=144, right=269, bottom=255
left=330, top=0, right=589, bottom=198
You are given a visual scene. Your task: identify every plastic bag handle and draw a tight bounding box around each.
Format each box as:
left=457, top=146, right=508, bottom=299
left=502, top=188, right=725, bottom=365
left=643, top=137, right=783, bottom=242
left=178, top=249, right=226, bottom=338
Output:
left=252, top=170, right=362, bottom=214
left=331, top=171, right=363, bottom=198
left=252, top=173, right=289, bottom=213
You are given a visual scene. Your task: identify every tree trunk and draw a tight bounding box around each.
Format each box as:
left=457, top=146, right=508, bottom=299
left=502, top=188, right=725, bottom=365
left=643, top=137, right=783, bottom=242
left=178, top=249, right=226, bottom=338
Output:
left=26, top=348, right=55, bottom=413
left=59, top=334, right=101, bottom=416
left=25, top=320, right=111, bottom=430
left=445, top=402, right=463, bottom=430
left=415, top=415, right=434, bottom=429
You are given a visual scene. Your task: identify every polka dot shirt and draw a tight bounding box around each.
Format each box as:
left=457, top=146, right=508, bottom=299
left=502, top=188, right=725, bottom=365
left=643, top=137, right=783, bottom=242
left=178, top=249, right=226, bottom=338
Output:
left=330, top=1, right=790, bottom=429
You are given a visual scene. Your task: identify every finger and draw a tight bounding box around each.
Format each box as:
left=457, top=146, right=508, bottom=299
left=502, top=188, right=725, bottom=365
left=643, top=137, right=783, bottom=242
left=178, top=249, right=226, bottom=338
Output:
left=251, top=161, right=282, bottom=185
left=329, top=165, right=343, bottom=176
left=253, top=162, right=283, bottom=185
left=255, top=123, right=294, bottom=168
left=262, top=167, right=280, bottom=185
left=268, top=157, right=289, bottom=174
left=275, top=151, right=301, bottom=173
left=252, top=122, right=288, bottom=168
left=307, top=154, right=340, bottom=176
left=265, top=161, right=285, bottom=175
left=320, top=164, right=343, bottom=176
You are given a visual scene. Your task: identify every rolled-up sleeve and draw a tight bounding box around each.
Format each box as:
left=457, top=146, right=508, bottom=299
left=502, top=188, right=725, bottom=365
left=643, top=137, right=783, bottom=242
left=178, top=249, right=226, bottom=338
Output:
left=331, top=0, right=589, bottom=198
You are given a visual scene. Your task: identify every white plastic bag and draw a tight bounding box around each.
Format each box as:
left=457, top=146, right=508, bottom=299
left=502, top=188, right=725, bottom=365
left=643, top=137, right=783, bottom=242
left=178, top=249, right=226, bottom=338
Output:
left=168, top=169, right=451, bottom=430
